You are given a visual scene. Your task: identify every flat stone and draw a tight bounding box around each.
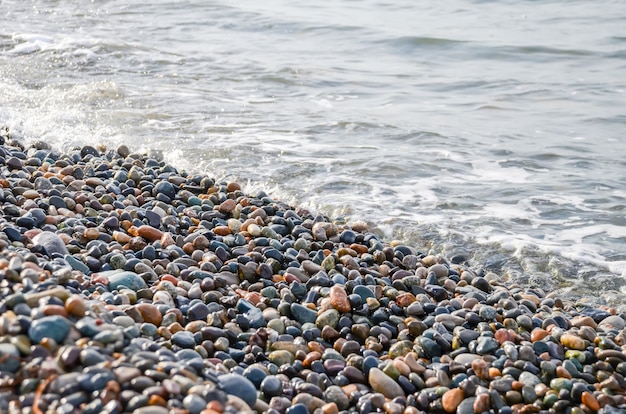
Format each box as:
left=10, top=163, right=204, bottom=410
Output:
left=290, top=303, right=318, bottom=325
left=218, top=373, right=258, bottom=407
left=368, top=368, right=405, bottom=399
left=32, top=231, right=69, bottom=256
left=28, top=315, right=72, bottom=344
left=599, top=315, right=625, bottom=331
left=171, top=331, right=196, bottom=348
left=454, top=353, right=481, bottom=365
left=65, top=254, right=91, bottom=274
left=99, top=270, right=148, bottom=291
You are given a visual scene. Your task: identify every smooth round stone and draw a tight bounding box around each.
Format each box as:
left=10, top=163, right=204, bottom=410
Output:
left=187, top=302, right=210, bottom=321
left=324, top=385, right=350, bottom=410
left=560, top=334, right=586, bottom=350
left=218, top=373, right=257, bottom=407
left=454, top=353, right=481, bottom=366
left=550, top=378, right=573, bottom=392
left=456, top=397, right=476, bottom=414
left=478, top=305, right=497, bottom=320
left=286, top=403, right=310, bottom=414
left=290, top=303, right=318, bottom=325
left=113, top=315, right=136, bottom=328
left=171, top=331, right=196, bottom=348
left=139, top=323, right=158, bottom=337
left=599, top=315, right=626, bottom=330
left=442, top=388, right=464, bottom=412
left=261, top=375, right=283, bottom=398
left=316, top=309, right=340, bottom=329
left=363, top=355, right=379, bottom=376
left=183, top=394, right=207, bottom=414
left=241, top=366, right=265, bottom=388
left=269, top=350, right=295, bottom=366
left=418, top=337, right=441, bottom=357
left=457, top=329, right=480, bottom=345
left=176, top=349, right=203, bottom=361
left=132, top=407, right=169, bottom=414
left=353, top=285, right=375, bottom=301
left=103, top=270, right=148, bottom=291
left=28, top=315, right=72, bottom=344
left=476, top=337, right=500, bottom=355
left=368, top=368, right=405, bottom=399
left=0, top=344, right=20, bottom=372
left=153, top=181, right=176, bottom=200
left=519, top=371, right=541, bottom=387
left=80, top=348, right=106, bottom=366
left=324, top=359, right=346, bottom=376
left=267, top=318, right=285, bottom=334
left=389, top=340, right=413, bottom=359
left=32, top=231, right=69, bottom=256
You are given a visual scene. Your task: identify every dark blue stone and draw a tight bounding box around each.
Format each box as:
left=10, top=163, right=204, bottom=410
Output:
left=171, top=331, right=196, bottom=348
left=286, top=403, right=310, bottom=414
left=4, top=227, right=22, bottom=242
left=153, top=181, right=176, bottom=200
left=218, top=374, right=257, bottom=407
left=362, top=355, right=379, bottom=377
left=16, top=216, right=35, bottom=228
left=28, top=315, right=72, bottom=344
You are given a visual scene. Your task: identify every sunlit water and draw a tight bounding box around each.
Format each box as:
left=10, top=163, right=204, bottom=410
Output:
left=1, top=0, right=625, bottom=304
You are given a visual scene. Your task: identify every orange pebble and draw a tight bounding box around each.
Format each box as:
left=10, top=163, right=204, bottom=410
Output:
left=43, top=304, right=69, bottom=318
left=182, top=242, right=195, bottom=254
left=582, top=391, right=600, bottom=412
left=350, top=244, right=368, bottom=255
left=556, top=366, right=572, bottom=379
left=84, top=227, right=100, bottom=240
left=213, top=225, right=231, bottom=236
left=308, top=341, right=324, bottom=353
left=148, top=395, right=167, bottom=406
left=322, top=403, right=339, bottom=414
left=160, top=274, right=178, bottom=286
left=303, top=351, right=322, bottom=368
left=442, top=388, right=464, bottom=413
left=488, top=367, right=502, bottom=379
left=530, top=328, right=550, bottom=342
left=135, top=303, right=163, bottom=326
left=113, top=231, right=131, bottom=244
left=206, top=400, right=223, bottom=412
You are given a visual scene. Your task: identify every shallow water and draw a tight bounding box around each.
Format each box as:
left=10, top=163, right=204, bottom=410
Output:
left=1, top=0, right=625, bottom=304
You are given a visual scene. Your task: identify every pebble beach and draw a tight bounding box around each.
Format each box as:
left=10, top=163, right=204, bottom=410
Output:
left=0, top=138, right=625, bottom=414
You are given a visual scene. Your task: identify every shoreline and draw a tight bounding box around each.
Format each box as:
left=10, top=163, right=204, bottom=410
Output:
left=0, top=139, right=624, bottom=414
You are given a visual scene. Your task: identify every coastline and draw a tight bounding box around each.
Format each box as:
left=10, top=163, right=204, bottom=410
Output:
left=0, top=139, right=624, bottom=413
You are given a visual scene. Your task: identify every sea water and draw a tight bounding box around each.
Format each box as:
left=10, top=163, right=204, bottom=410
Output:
left=1, top=0, right=625, bottom=304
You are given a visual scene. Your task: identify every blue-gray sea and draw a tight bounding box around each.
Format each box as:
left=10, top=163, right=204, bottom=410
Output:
left=1, top=0, right=625, bottom=304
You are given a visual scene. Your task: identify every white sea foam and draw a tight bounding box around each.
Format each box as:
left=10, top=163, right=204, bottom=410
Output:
left=2, top=0, right=626, bottom=304
left=469, top=159, right=533, bottom=184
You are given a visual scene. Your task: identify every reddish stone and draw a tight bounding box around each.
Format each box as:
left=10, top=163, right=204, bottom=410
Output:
left=135, top=303, right=163, bottom=326
left=330, top=285, right=351, bottom=313
left=441, top=388, right=464, bottom=413
left=495, top=328, right=513, bottom=344
left=137, top=225, right=163, bottom=242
